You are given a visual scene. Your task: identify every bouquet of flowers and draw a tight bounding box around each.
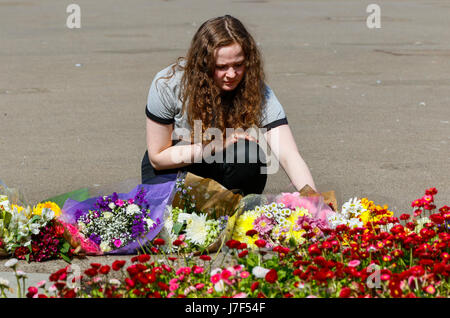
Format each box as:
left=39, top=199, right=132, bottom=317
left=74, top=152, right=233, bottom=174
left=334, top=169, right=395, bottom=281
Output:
left=326, top=197, right=394, bottom=231
left=75, top=193, right=158, bottom=253
left=60, top=178, right=177, bottom=255
left=0, top=194, right=72, bottom=262
left=156, top=173, right=243, bottom=253
left=232, top=201, right=329, bottom=249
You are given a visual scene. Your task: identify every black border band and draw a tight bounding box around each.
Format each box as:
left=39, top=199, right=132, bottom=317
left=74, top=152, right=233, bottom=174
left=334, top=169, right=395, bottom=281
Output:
left=145, top=105, right=175, bottom=125
left=263, top=117, right=288, bottom=131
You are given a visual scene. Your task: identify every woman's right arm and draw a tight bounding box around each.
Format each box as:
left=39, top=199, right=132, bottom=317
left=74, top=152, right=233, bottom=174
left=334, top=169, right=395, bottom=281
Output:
left=146, top=118, right=203, bottom=170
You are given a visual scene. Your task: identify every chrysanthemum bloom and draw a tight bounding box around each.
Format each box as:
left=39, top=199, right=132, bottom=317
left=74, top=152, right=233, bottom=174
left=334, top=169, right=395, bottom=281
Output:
left=253, top=215, right=274, bottom=235
left=184, top=213, right=208, bottom=246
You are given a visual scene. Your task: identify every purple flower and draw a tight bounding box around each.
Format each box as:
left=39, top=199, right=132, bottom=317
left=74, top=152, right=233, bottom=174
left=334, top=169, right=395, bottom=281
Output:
left=89, top=233, right=102, bottom=245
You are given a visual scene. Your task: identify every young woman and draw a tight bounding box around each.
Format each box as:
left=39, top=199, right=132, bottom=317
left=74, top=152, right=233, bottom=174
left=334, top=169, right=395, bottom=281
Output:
left=142, top=15, right=316, bottom=195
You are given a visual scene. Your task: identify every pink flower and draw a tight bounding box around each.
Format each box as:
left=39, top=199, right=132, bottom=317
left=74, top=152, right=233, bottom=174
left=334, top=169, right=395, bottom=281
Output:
left=113, top=239, right=122, bottom=248
left=211, top=274, right=221, bottom=284
left=424, top=285, right=435, bottom=294
left=36, top=280, right=46, bottom=288
left=348, top=260, right=361, bottom=267
left=169, top=283, right=179, bottom=291
left=193, top=266, right=204, bottom=274
left=233, top=292, right=247, bottom=298
left=253, top=215, right=274, bottom=235
left=115, top=199, right=124, bottom=207
left=169, top=278, right=178, bottom=285
left=195, top=283, right=205, bottom=290
left=128, top=199, right=134, bottom=204
left=277, top=192, right=302, bottom=210
left=240, top=271, right=250, bottom=279
left=176, top=267, right=191, bottom=276
left=167, top=292, right=175, bottom=298
left=221, top=269, right=232, bottom=280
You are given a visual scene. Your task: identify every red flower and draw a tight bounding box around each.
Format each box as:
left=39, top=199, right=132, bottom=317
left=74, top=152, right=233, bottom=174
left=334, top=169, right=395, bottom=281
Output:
left=112, top=260, right=126, bottom=271
left=99, top=265, right=110, bottom=275
left=84, top=268, right=98, bottom=277
left=138, top=254, right=151, bottom=263
left=430, top=214, right=444, bottom=225
left=199, top=255, right=211, bottom=261
left=26, top=287, right=38, bottom=298
left=157, top=282, right=169, bottom=291
left=265, top=269, right=278, bottom=283
left=425, top=187, right=437, bottom=196
left=63, top=289, right=76, bottom=298
left=246, top=230, right=258, bottom=237
left=14, top=246, right=28, bottom=260
left=153, top=238, right=165, bottom=246
left=225, top=240, right=241, bottom=249
left=238, top=250, right=249, bottom=258
left=173, top=239, right=183, bottom=246
left=237, top=243, right=247, bottom=250
left=339, top=287, right=352, bottom=298
left=400, top=214, right=410, bottom=221
left=90, top=263, right=102, bottom=270
left=254, top=239, right=267, bottom=248
left=125, top=278, right=135, bottom=288
left=251, top=282, right=259, bottom=292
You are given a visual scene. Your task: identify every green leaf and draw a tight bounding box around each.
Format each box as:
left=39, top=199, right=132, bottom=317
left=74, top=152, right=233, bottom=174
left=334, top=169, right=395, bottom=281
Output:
left=60, top=242, right=70, bottom=254
left=59, top=253, right=72, bottom=264
left=25, top=253, right=30, bottom=263
left=41, top=188, right=90, bottom=209
left=172, top=222, right=183, bottom=235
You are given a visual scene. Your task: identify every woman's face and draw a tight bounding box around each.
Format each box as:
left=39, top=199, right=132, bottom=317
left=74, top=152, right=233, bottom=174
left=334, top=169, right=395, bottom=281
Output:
left=213, top=42, right=246, bottom=92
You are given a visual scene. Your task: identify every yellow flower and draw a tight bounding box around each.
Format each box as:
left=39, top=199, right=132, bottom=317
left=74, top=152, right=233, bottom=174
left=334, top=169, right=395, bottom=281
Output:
left=32, top=201, right=61, bottom=217
left=360, top=197, right=394, bottom=230
left=232, top=210, right=260, bottom=248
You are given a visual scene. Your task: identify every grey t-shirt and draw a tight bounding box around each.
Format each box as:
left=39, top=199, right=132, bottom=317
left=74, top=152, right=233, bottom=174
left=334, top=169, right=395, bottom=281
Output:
left=145, top=62, right=288, bottom=134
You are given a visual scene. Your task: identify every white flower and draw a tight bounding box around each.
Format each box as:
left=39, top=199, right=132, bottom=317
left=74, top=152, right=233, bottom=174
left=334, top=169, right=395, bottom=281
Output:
left=0, top=278, right=10, bottom=288
left=4, top=258, right=18, bottom=268
left=126, top=204, right=140, bottom=216
left=214, top=280, right=225, bottom=292
left=145, top=218, right=155, bottom=228
left=16, top=271, right=27, bottom=279
left=100, top=242, right=111, bottom=253
left=77, top=221, right=86, bottom=232
left=108, top=202, right=116, bottom=210
left=211, top=268, right=222, bottom=276
left=103, top=212, right=113, bottom=219
left=29, top=223, right=41, bottom=235
left=177, top=213, right=192, bottom=224
left=109, top=279, right=121, bottom=286
left=184, top=213, right=208, bottom=246
left=41, top=208, right=55, bottom=222
left=252, top=266, right=270, bottom=278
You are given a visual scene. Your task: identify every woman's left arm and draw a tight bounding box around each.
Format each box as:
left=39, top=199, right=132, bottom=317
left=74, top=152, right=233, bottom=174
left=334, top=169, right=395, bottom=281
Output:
left=263, top=124, right=317, bottom=192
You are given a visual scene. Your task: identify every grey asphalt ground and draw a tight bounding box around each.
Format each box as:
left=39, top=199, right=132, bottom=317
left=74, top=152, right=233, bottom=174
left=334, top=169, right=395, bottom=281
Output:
left=0, top=0, right=449, bottom=292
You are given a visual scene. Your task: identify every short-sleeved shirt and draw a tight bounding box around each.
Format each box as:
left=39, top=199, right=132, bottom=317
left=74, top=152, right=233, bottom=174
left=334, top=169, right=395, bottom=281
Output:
left=145, top=62, right=288, bottom=136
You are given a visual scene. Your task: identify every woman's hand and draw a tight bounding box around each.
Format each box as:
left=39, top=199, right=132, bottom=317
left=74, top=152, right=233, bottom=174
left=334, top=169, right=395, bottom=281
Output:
left=209, top=131, right=258, bottom=154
